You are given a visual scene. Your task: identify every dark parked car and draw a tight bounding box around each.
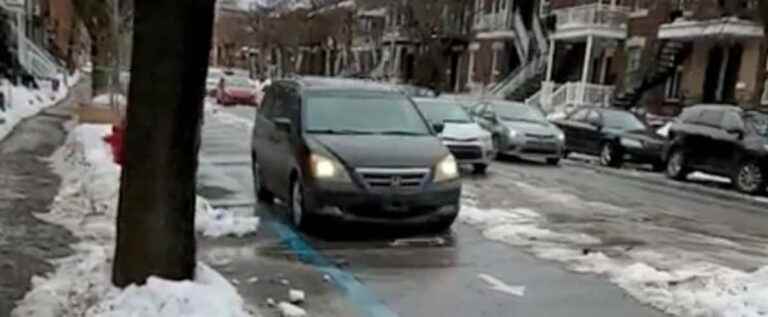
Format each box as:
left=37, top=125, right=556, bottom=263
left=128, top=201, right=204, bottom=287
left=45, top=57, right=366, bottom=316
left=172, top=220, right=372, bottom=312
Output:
left=664, top=105, right=768, bottom=194
left=251, top=77, right=461, bottom=231
left=553, top=107, right=666, bottom=169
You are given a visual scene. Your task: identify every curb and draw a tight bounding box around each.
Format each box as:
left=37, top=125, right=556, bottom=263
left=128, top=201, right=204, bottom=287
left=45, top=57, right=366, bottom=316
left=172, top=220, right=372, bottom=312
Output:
left=561, top=158, right=768, bottom=210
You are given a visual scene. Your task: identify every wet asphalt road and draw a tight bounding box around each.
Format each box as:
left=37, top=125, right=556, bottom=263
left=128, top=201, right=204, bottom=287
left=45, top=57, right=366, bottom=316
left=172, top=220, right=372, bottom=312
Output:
left=197, top=105, right=768, bottom=317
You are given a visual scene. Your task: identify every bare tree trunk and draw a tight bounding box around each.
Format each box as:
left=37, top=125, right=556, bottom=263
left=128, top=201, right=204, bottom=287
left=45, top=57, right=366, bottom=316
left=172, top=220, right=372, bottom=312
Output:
left=112, top=0, right=215, bottom=286
left=91, top=34, right=112, bottom=95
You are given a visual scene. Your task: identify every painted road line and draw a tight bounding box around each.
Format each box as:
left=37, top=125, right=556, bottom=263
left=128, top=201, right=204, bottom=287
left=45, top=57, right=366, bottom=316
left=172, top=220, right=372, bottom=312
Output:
left=269, top=221, right=399, bottom=317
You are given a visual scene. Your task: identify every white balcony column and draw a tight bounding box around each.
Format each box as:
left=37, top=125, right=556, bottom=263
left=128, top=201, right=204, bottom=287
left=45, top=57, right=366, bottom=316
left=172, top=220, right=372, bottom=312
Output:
left=393, top=45, right=403, bottom=82
left=467, top=42, right=479, bottom=89
left=579, top=35, right=595, bottom=106
left=545, top=38, right=556, bottom=82
left=716, top=46, right=731, bottom=102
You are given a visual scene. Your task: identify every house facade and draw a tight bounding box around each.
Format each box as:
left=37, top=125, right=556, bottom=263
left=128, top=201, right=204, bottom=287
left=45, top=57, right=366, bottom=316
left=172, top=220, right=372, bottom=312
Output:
left=492, top=0, right=767, bottom=116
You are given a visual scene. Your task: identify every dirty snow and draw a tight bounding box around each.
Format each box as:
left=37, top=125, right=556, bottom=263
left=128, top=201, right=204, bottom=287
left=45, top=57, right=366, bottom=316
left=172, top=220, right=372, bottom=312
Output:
left=277, top=302, right=307, bottom=317
left=12, top=123, right=258, bottom=317
left=196, top=198, right=260, bottom=238
left=688, top=172, right=731, bottom=184
left=91, top=94, right=127, bottom=107
left=460, top=196, right=768, bottom=316
left=0, top=72, right=78, bottom=141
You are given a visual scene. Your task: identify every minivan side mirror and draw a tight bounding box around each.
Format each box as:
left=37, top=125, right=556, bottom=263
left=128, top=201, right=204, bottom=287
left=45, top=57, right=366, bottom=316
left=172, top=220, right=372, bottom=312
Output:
left=432, top=122, right=445, bottom=134
left=273, top=117, right=292, bottom=133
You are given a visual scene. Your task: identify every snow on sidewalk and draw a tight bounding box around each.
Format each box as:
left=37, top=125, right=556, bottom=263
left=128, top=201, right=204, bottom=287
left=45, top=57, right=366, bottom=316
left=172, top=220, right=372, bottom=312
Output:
left=12, top=124, right=260, bottom=317
left=460, top=194, right=768, bottom=317
left=0, top=72, right=80, bottom=141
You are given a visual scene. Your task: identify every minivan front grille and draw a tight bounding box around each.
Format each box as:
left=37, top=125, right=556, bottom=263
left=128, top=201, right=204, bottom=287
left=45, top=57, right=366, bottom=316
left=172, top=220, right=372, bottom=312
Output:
left=355, top=168, right=430, bottom=190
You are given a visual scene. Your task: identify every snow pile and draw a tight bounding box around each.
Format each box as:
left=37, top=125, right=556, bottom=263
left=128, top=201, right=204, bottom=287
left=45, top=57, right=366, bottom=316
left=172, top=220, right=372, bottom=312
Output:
left=86, top=263, right=252, bottom=317
left=91, top=94, right=128, bottom=107
left=196, top=199, right=260, bottom=238
left=206, top=102, right=255, bottom=131
left=13, top=123, right=258, bottom=317
left=0, top=73, right=76, bottom=141
left=460, top=201, right=768, bottom=316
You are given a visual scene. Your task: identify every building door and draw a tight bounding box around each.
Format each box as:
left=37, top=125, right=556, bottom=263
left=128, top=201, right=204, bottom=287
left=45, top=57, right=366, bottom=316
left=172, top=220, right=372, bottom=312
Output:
left=450, top=52, right=460, bottom=92
left=702, top=46, right=724, bottom=103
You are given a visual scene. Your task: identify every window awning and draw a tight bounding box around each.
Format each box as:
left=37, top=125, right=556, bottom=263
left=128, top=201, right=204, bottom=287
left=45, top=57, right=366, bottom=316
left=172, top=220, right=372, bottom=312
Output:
left=658, top=17, right=763, bottom=41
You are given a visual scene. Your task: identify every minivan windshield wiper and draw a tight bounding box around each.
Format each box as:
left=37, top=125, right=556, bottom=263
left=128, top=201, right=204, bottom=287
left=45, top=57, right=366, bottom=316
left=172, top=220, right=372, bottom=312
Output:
left=306, top=129, right=375, bottom=135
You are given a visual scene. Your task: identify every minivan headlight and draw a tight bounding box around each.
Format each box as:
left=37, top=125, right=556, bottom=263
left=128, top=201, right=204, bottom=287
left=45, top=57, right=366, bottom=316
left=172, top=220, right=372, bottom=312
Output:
left=556, top=131, right=565, bottom=142
left=310, top=153, right=351, bottom=182
left=434, top=155, right=459, bottom=182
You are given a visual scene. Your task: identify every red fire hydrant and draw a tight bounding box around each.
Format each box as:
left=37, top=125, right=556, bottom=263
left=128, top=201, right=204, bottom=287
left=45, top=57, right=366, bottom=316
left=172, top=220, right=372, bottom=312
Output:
left=104, top=123, right=125, bottom=165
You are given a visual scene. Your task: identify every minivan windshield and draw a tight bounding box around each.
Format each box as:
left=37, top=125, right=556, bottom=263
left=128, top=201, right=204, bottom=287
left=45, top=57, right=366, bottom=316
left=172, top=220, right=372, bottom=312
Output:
left=305, top=94, right=431, bottom=135
left=414, top=100, right=473, bottom=124
left=602, top=110, right=646, bottom=131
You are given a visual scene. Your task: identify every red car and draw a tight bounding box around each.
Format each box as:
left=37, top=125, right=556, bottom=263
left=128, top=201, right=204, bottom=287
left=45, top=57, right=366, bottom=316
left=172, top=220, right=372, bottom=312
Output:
left=216, top=76, right=259, bottom=106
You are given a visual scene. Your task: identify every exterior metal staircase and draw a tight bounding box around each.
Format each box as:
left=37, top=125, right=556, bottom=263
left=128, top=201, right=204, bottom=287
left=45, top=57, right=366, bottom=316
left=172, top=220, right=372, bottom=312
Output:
left=612, top=40, right=689, bottom=109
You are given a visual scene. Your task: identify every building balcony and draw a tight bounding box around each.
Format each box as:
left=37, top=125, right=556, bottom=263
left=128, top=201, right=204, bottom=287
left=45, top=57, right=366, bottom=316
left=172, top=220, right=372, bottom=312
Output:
left=537, top=81, right=614, bottom=113
left=551, top=3, right=630, bottom=40
left=658, top=17, right=763, bottom=41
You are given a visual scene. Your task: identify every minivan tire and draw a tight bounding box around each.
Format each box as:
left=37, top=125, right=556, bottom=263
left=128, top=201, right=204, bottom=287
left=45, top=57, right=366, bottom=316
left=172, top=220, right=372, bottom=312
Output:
left=733, top=160, right=766, bottom=195
left=666, top=149, right=690, bottom=180
left=290, top=177, right=317, bottom=230
left=252, top=154, right=274, bottom=204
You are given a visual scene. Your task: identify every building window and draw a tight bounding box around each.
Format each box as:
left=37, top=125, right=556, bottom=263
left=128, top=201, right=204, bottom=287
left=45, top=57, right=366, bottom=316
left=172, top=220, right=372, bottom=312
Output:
left=665, top=67, right=683, bottom=101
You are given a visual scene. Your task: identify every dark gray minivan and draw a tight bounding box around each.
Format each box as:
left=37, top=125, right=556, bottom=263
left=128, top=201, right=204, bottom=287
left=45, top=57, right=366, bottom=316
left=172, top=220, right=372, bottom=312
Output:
left=251, top=77, right=461, bottom=231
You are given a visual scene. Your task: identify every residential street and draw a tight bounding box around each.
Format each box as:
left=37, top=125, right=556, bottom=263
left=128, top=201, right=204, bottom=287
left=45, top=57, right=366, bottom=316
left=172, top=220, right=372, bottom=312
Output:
left=197, top=105, right=768, bottom=317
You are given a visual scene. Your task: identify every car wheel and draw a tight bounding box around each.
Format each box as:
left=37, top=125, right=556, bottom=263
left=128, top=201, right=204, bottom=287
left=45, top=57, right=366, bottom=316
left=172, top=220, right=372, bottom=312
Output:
left=546, top=158, right=560, bottom=166
left=733, top=161, right=766, bottom=195
left=600, top=143, right=622, bottom=168
left=251, top=153, right=273, bottom=204
left=666, top=149, right=690, bottom=180
left=472, top=163, right=488, bottom=174
left=290, top=177, right=316, bottom=230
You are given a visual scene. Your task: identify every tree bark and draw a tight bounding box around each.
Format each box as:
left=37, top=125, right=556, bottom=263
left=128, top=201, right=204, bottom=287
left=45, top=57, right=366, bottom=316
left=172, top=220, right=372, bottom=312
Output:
left=112, top=0, right=215, bottom=287
left=91, top=34, right=112, bottom=95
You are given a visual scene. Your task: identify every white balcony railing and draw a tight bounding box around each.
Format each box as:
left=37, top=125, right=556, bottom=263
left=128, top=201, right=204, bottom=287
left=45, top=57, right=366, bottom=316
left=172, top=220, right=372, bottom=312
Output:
left=539, top=81, right=614, bottom=113
left=474, top=11, right=511, bottom=31
left=553, top=3, right=630, bottom=34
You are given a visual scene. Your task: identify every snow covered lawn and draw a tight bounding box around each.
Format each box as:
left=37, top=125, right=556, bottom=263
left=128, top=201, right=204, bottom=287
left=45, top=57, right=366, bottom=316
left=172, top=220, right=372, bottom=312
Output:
left=12, top=124, right=260, bottom=317
left=460, top=192, right=768, bottom=317
left=0, top=72, right=80, bottom=141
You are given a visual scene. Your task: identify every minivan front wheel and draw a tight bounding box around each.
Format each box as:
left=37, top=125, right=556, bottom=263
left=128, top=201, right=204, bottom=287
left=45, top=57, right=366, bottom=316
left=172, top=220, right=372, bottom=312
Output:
left=734, top=161, right=766, bottom=194
left=290, top=178, right=317, bottom=230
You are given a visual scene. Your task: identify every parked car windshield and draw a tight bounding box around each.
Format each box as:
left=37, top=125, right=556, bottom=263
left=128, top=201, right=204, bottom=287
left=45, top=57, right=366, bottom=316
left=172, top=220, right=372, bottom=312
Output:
left=602, top=110, right=646, bottom=131
left=490, top=102, right=546, bottom=124
left=745, top=111, right=768, bottom=137
left=226, top=77, right=251, bottom=87
left=414, top=100, right=473, bottom=124
left=305, top=93, right=431, bottom=135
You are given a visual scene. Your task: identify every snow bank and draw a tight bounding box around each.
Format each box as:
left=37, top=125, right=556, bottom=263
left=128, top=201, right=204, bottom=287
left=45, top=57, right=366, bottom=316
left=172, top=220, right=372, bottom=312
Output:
left=13, top=124, right=258, bottom=317
left=460, top=199, right=768, bottom=316
left=0, top=73, right=75, bottom=141
left=91, top=94, right=127, bottom=107
left=196, top=199, right=260, bottom=238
